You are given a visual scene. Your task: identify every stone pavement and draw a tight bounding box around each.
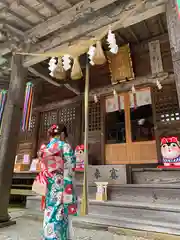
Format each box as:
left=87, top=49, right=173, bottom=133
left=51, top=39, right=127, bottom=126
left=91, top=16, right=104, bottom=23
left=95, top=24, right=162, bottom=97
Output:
left=0, top=209, right=147, bottom=240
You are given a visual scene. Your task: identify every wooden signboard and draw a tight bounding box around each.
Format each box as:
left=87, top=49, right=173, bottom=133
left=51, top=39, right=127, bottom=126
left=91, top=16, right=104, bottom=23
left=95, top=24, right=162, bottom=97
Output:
left=148, top=40, right=163, bottom=75
left=107, top=44, right=134, bottom=84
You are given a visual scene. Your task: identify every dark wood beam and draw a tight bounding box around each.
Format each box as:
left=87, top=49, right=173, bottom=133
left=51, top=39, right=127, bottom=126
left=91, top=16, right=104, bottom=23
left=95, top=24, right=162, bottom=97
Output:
left=128, top=26, right=139, bottom=43
left=116, top=32, right=126, bottom=43
left=64, top=84, right=81, bottom=95
left=28, top=66, right=61, bottom=87
left=28, top=66, right=81, bottom=95
left=158, top=15, right=165, bottom=34
left=34, top=72, right=174, bottom=112
left=24, top=2, right=166, bottom=67
left=143, top=20, right=151, bottom=37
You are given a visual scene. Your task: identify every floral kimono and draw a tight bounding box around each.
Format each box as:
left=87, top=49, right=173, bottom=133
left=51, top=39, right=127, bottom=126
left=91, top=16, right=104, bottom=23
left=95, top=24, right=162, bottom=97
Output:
left=40, top=138, right=77, bottom=240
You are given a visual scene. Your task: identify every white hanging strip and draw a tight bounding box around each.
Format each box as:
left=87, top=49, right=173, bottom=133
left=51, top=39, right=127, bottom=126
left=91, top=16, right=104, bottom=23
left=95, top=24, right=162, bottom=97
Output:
left=107, top=29, right=118, bottom=54
left=87, top=46, right=96, bottom=65
left=62, top=54, right=71, bottom=71
left=94, top=94, right=98, bottom=103
left=48, top=57, right=57, bottom=77
left=131, top=84, right=136, bottom=94
left=156, top=80, right=162, bottom=90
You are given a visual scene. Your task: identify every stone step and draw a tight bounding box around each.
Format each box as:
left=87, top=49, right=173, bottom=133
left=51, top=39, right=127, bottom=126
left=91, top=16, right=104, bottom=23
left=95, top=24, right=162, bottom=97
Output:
left=76, top=184, right=180, bottom=204
left=25, top=196, right=180, bottom=235
left=88, top=201, right=180, bottom=227
left=73, top=214, right=180, bottom=236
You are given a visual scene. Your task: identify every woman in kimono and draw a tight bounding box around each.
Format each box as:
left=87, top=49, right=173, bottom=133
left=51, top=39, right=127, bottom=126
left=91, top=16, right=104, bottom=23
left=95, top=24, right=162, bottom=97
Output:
left=39, top=124, right=77, bottom=240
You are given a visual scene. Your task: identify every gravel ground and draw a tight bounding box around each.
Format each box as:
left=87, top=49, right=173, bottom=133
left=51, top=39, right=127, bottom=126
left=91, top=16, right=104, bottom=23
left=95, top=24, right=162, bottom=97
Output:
left=0, top=209, right=148, bottom=240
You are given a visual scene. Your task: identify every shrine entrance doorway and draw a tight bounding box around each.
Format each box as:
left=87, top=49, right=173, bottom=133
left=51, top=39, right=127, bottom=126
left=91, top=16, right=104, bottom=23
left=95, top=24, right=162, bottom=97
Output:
left=105, top=87, right=158, bottom=164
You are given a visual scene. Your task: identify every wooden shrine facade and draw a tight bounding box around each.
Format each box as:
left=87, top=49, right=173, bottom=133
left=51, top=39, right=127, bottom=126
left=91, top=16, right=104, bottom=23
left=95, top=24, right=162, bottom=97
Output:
left=0, top=0, right=179, bottom=168
left=16, top=31, right=180, bottom=166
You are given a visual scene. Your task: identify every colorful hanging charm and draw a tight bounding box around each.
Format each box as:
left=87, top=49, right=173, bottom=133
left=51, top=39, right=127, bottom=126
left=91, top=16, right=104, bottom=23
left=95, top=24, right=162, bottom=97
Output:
left=22, top=82, right=34, bottom=132
left=176, top=0, right=180, bottom=18
left=0, top=89, right=7, bottom=128
left=107, top=29, right=118, bottom=54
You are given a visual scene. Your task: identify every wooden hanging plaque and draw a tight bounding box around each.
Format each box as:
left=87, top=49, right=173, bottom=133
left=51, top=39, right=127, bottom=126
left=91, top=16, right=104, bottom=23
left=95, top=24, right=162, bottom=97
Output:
left=107, top=44, right=134, bottom=84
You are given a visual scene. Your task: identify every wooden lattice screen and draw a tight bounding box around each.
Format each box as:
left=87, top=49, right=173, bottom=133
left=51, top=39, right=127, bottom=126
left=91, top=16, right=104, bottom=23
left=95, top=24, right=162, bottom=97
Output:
left=88, top=101, right=101, bottom=131
left=16, top=113, right=38, bottom=163
left=87, top=100, right=104, bottom=165
left=38, top=102, right=81, bottom=148
left=152, top=83, right=180, bottom=128
left=152, top=82, right=180, bottom=161
left=18, top=113, right=37, bottom=142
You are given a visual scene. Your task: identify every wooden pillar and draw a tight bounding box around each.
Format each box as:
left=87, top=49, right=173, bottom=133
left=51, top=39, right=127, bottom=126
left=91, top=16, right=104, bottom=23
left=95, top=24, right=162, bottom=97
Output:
left=166, top=0, right=180, bottom=105
left=80, top=57, right=89, bottom=216
left=0, top=54, right=27, bottom=222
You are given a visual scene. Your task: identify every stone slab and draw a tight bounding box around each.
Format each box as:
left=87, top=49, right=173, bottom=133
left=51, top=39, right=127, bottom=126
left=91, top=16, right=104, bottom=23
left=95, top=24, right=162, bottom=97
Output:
left=87, top=165, right=129, bottom=185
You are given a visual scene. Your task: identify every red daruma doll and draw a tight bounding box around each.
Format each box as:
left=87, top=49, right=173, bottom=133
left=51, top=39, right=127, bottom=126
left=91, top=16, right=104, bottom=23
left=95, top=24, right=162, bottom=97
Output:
left=75, top=145, right=85, bottom=170
left=161, top=137, right=180, bottom=167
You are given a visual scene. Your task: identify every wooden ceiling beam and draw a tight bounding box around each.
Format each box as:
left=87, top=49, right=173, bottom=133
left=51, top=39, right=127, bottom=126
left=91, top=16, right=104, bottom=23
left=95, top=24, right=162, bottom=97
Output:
left=0, top=21, right=24, bottom=39
left=0, top=1, right=33, bottom=28
left=116, top=32, right=126, bottom=44
left=64, top=84, right=81, bottom=95
left=37, top=0, right=58, bottom=15
left=23, top=3, right=166, bottom=67
left=28, top=66, right=80, bottom=95
left=128, top=26, right=139, bottom=43
left=28, top=66, right=61, bottom=87
left=17, top=0, right=46, bottom=21
left=158, top=15, right=165, bottom=34
left=25, top=0, right=120, bottom=40
left=143, top=20, right=151, bottom=37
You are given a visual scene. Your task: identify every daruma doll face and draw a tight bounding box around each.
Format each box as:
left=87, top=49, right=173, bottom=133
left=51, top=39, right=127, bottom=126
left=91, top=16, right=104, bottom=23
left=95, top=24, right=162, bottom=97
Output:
left=161, top=142, right=180, bottom=159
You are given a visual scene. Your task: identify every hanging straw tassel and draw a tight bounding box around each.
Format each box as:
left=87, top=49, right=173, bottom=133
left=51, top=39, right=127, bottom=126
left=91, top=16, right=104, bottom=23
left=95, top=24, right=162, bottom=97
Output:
left=71, top=57, right=83, bottom=80
left=22, top=82, right=34, bottom=132
left=0, top=90, right=7, bottom=128
left=54, top=57, right=66, bottom=80
left=92, top=41, right=107, bottom=65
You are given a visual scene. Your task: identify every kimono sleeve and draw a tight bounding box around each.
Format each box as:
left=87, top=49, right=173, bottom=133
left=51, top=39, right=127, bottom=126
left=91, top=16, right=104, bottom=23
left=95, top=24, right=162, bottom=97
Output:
left=62, top=143, right=76, bottom=175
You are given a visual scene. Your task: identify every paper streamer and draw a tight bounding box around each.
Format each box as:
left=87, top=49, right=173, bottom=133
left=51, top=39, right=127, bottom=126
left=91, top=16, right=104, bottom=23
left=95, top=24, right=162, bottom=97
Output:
left=22, top=82, right=34, bottom=132
left=0, top=89, right=7, bottom=129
